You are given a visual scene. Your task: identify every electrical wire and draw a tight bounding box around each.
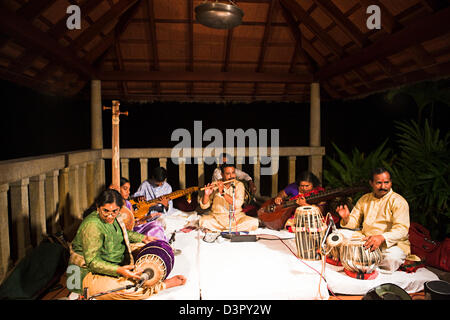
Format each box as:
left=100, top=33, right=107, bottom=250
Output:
left=256, top=233, right=342, bottom=300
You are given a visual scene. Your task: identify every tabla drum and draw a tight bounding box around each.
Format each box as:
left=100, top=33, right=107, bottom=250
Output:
left=292, top=206, right=327, bottom=261
left=135, top=240, right=175, bottom=287
left=325, top=232, right=344, bottom=266
left=339, top=239, right=382, bottom=280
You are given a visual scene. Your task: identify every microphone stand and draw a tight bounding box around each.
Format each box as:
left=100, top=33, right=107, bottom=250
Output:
left=320, top=216, right=336, bottom=255
left=229, top=181, right=236, bottom=235
left=83, top=284, right=136, bottom=300
left=221, top=181, right=236, bottom=239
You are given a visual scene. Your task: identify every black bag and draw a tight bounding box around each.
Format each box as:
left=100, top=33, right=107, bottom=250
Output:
left=0, top=236, right=69, bottom=300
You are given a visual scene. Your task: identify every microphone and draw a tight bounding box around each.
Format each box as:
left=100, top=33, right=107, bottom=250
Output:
left=326, top=218, right=343, bottom=247
left=169, top=231, right=176, bottom=245
left=321, top=215, right=343, bottom=253
left=135, top=268, right=154, bottom=289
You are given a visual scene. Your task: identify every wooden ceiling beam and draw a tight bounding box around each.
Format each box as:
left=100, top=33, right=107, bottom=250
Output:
left=315, top=6, right=450, bottom=80
left=16, top=0, right=56, bottom=20
left=187, top=0, right=194, bottom=97
left=114, top=41, right=128, bottom=98
left=341, top=60, right=450, bottom=99
left=221, top=28, right=234, bottom=97
left=0, top=0, right=56, bottom=49
left=85, top=1, right=141, bottom=66
left=256, top=0, right=277, bottom=73
left=419, top=0, right=450, bottom=12
left=99, top=71, right=313, bottom=83
left=132, top=18, right=289, bottom=27
left=312, top=0, right=368, bottom=48
left=70, top=0, right=139, bottom=51
left=47, top=0, right=102, bottom=40
left=145, top=0, right=160, bottom=95
left=9, top=0, right=102, bottom=77
left=279, top=2, right=320, bottom=73
left=409, top=45, right=437, bottom=71
left=359, top=0, right=399, bottom=34
left=0, top=6, right=97, bottom=79
left=253, top=0, right=278, bottom=99
left=280, top=0, right=343, bottom=57
left=33, top=0, right=140, bottom=95
left=101, top=93, right=307, bottom=102
left=0, top=66, right=63, bottom=95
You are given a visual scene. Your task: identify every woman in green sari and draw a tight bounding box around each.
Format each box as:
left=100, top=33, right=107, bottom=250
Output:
left=68, top=189, right=186, bottom=300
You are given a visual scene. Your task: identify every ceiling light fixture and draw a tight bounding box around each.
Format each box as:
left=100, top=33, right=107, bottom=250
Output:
left=195, top=0, right=244, bottom=30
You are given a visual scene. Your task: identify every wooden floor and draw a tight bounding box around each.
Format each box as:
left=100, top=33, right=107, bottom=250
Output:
left=40, top=274, right=426, bottom=300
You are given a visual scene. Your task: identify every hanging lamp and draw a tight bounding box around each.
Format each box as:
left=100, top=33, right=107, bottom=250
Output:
left=195, top=0, right=244, bottom=29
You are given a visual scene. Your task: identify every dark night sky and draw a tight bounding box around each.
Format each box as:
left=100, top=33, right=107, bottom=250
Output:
left=1, top=79, right=449, bottom=192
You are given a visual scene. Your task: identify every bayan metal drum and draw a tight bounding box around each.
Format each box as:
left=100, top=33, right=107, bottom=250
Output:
left=293, top=206, right=327, bottom=261
left=134, top=240, right=175, bottom=287
left=339, top=239, right=382, bottom=280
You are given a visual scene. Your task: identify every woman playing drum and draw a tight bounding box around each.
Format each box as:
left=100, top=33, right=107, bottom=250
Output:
left=278, top=171, right=328, bottom=232
left=67, top=189, right=186, bottom=300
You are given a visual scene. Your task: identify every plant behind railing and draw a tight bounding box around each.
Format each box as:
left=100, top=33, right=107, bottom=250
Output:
left=388, top=120, right=450, bottom=240
left=323, top=139, right=393, bottom=202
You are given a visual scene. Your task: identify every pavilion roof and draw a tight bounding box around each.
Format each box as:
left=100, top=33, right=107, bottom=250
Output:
left=0, top=0, right=449, bottom=103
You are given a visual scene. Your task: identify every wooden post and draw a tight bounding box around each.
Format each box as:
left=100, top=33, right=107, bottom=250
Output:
left=159, top=157, right=167, bottom=170
left=140, top=158, right=148, bottom=183
left=253, top=156, right=261, bottom=197
left=10, top=178, right=31, bottom=260
left=309, top=82, right=323, bottom=181
left=289, top=156, right=296, bottom=183
left=29, top=174, right=46, bottom=246
left=271, top=157, right=279, bottom=198
left=121, top=158, right=130, bottom=180
left=197, top=159, right=204, bottom=187
left=91, top=80, right=103, bottom=150
left=86, top=161, right=95, bottom=206
left=69, top=165, right=81, bottom=221
left=45, top=170, right=60, bottom=234
left=0, top=184, right=10, bottom=282
left=59, top=167, right=70, bottom=236
left=95, top=158, right=105, bottom=195
left=79, top=163, right=88, bottom=214
left=179, top=159, right=186, bottom=190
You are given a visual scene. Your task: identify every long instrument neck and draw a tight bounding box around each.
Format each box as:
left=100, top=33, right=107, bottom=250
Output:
left=111, top=101, right=120, bottom=188
left=282, top=186, right=367, bottom=208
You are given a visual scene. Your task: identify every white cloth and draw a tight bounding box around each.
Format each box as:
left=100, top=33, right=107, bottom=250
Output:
left=78, top=210, right=437, bottom=300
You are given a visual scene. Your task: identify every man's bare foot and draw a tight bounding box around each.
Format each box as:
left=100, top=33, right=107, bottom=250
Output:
left=164, top=275, right=187, bottom=289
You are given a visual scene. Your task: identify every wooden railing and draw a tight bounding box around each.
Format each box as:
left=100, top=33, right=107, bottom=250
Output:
left=0, top=146, right=324, bottom=283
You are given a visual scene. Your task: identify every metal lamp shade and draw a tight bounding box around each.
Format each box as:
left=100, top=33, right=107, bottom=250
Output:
left=195, top=2, right=244, bottom=29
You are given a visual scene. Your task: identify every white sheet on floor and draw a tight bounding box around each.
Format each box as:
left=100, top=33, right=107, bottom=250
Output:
left=73, top=210, right=440, bottom=300
left=152, top=211, right=329, bottom=300
left=324, top=264, right=439, bottom=295
left=198, top=229, right=329, bottom=300
left=146, top=210, right=201, bottom=300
